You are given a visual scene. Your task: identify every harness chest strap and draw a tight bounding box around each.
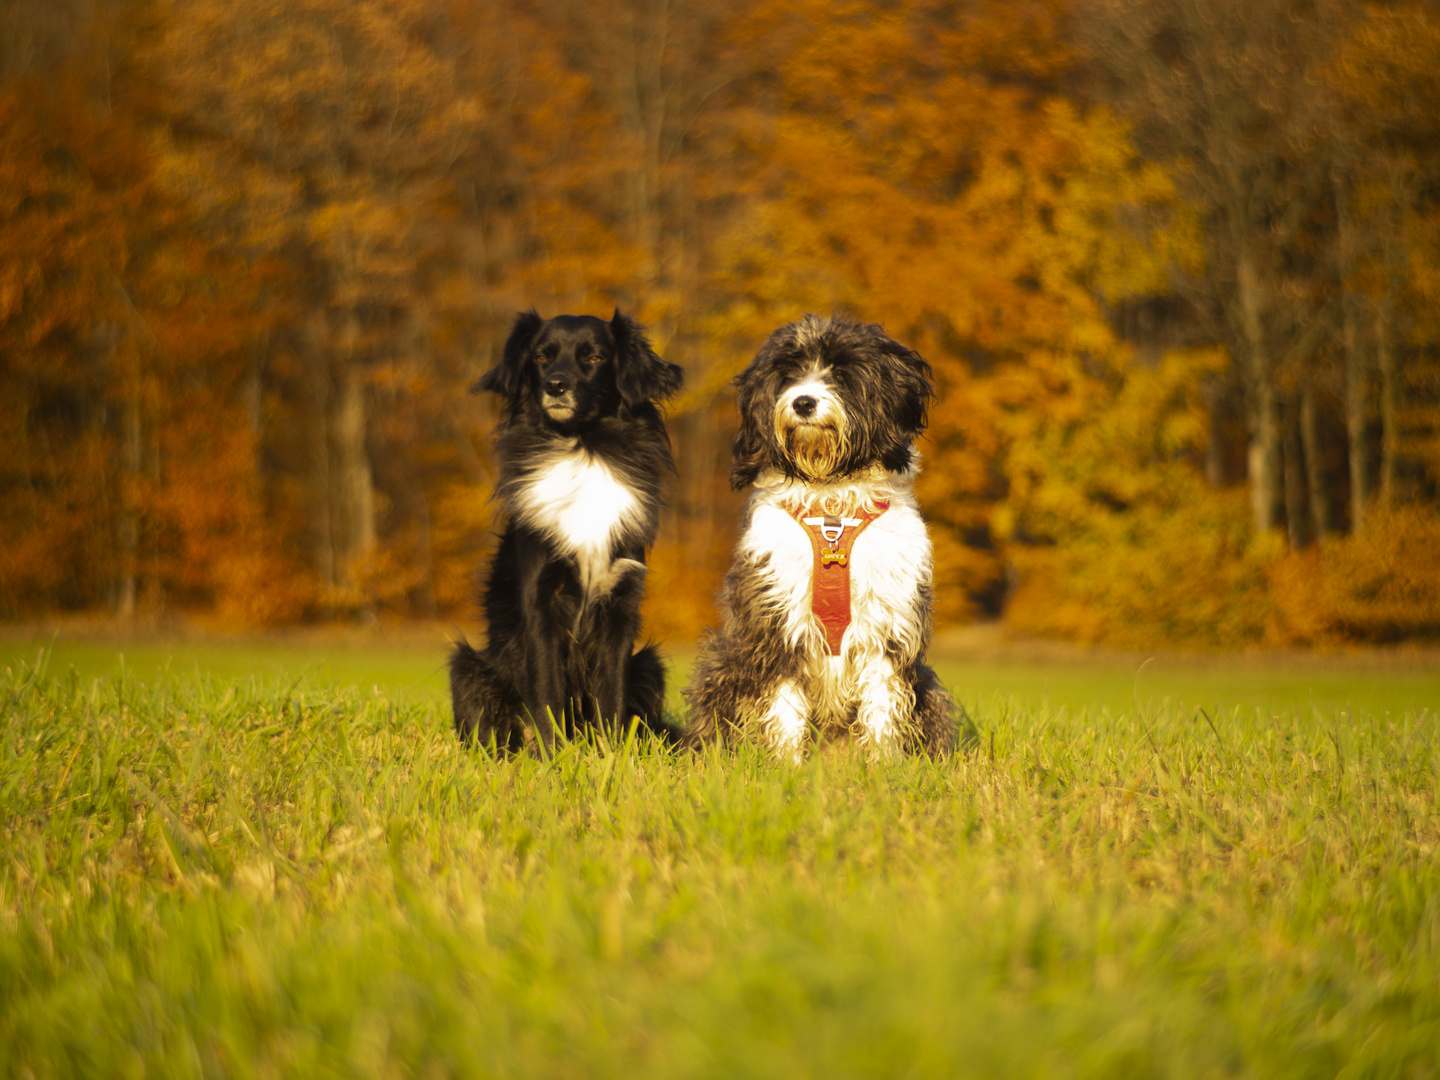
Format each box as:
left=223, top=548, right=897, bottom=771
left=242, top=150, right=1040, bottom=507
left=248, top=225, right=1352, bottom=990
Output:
left=784, top=502, right=890, bottom=656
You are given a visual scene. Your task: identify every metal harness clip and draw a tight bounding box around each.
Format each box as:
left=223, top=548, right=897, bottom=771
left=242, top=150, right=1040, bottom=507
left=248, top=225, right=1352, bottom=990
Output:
left=805, top=515, right=863, bottom=544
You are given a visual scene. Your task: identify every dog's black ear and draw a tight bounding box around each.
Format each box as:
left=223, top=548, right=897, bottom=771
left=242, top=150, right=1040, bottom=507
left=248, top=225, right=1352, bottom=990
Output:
left=729, top=356, right=772, bottom=490
left=473, top=310, right=544, bottom=399
left=611, top=309, right=683, bottom=407
left=871, top=333, right=935, bottom=473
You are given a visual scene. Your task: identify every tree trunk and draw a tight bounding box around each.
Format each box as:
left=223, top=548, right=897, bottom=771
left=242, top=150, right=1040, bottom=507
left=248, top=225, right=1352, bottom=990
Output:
left=1237, top=251, right=1281, bottom=532
left=245, top=334, right=266, bottom=436
left=1281, top=395, right=1309, bottom=549
left=414, top=486, right=437, bottom=618
left=1247, top=372, right=1283, bottom=534
left=1342, top=288, right=1370, bottom=534
left=333, top=364, right=376, bottom=605
left=1203, top=375, right=1228, bottom=487
left=1299, top=379, right=1333, bottom=541
left=1376, top=296, right=1399, bottom=502
left=304, top=326, right=335, bottom=595
left=117, top=395, right=142, bottom=617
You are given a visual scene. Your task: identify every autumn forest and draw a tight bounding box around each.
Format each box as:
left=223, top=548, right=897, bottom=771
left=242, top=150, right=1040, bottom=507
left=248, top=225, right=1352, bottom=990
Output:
left=3, top=0, right=1439, bottom=648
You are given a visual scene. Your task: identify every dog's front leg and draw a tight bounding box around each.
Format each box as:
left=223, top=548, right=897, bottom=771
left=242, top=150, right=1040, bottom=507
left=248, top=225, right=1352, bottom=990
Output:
left=578, top=557, right=648, bottom=730
left=854, top=653, right=911, bottom=756
left=761, top=680, right=810, bottom=761
left=516, top=544, right=577, bottom=745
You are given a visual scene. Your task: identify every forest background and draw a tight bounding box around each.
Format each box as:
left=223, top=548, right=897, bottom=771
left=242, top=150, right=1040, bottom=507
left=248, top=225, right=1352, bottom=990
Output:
left=3, top=0, right=1439, bottom=650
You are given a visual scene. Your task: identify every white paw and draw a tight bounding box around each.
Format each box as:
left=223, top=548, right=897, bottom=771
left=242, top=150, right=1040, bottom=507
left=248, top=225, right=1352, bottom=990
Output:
left=763, top=680, right=809, bottom=762
left=613, top=557, right=647, bottom=579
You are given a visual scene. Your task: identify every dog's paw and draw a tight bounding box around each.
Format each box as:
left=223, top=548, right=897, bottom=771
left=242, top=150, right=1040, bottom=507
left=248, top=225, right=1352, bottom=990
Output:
left=586, top=557, right=647, bottom=599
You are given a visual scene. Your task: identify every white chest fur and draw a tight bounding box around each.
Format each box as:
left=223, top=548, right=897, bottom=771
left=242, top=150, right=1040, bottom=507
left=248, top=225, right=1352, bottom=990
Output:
left=739, top=488, right=932, bottom=664
left=511, top=448, right=642, bottom=596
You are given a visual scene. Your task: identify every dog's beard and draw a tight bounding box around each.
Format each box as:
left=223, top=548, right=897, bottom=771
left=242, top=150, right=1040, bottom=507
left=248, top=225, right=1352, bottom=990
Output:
left=776, top=414, right=851, bottom=481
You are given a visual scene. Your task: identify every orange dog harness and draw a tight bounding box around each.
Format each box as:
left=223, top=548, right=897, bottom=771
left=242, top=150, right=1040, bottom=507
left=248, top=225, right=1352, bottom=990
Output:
left=785, top=502, right=890, bottom=655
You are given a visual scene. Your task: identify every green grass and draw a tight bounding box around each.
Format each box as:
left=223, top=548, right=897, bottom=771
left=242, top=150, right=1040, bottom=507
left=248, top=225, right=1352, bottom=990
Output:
left=0, top=636, right=453, bottom=703
left=8, top=634, right=1438, bottom=720
left=2, top=642, right=1438, bottom=1077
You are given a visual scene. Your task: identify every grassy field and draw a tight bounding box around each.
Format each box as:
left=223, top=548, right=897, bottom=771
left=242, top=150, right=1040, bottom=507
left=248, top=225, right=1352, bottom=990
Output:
left=2, top=636, right=1438, bottom=1077
left=6, top=630, right=1439, bottom=718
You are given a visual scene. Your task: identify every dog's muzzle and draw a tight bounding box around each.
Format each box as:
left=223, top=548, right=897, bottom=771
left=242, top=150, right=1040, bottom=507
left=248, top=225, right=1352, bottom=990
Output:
left=542, top=376, right=576, bottom=419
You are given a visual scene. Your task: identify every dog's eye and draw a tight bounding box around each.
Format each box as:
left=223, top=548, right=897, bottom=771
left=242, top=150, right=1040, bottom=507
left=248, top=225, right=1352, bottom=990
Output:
left=587, top=353, right=606, bottom=365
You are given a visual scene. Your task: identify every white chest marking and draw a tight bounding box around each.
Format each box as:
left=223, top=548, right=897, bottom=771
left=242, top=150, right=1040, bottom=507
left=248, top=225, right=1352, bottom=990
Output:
left=512, top=451, right=641, bottom=596
left=742, top=501, right=929, bottom=656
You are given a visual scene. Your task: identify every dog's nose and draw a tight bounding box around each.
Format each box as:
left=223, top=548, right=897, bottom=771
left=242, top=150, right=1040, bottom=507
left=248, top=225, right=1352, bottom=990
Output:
left=792, top=395, right=817, bottom=418
left=544, top=377, right=570, bottom=397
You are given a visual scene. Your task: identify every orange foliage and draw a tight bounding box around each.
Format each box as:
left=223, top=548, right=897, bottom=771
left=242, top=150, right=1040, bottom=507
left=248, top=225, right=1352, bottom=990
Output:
left=1007, top=489, right=1277, bottom=649
left=0, top=65, right=273, bottom=619
left=4, top=0, right=1440, bottom=652
left=712, top=0, right=1181, bottom=621
left=1269, top=504, right=1440, bottom=645
left=1002, top=345, right=1278, bottom=649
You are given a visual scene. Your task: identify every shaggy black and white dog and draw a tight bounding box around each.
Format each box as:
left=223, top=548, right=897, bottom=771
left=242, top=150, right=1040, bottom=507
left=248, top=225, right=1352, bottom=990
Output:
left=683, top=315, right=956, bottom=757
left=449, top=310, right=683, bottom=749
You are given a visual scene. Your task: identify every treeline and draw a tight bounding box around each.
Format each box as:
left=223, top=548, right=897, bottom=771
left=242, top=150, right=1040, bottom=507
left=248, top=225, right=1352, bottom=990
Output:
left=2, top=0, right=1438, bottom=646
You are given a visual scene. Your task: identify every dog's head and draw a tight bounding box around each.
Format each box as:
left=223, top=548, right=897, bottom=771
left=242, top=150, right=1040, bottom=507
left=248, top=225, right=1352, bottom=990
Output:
left=474, top=309, right=682, bottom=431
left=730, top=315, right=934, bottom=489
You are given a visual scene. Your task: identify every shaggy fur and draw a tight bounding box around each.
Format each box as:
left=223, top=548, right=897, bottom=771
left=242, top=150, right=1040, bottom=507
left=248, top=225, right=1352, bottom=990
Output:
left=450, top=310, right=682, bottom=749
left=683, top=315, right=957, bottom=757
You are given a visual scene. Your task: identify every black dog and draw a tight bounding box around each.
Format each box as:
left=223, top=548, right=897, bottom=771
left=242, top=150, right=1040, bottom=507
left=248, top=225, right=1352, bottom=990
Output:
left=449, top=310, right=683, bottom=749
